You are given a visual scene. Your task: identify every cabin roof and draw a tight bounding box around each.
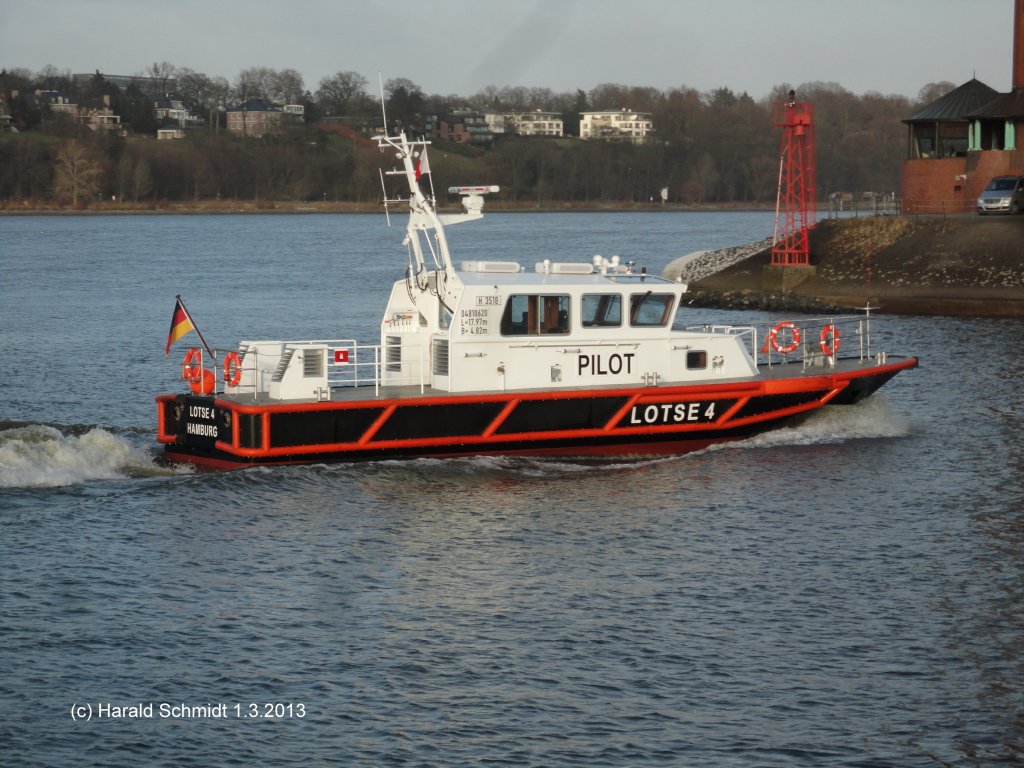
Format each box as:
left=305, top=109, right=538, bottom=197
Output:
left=456, top=270, right=678, bottom=288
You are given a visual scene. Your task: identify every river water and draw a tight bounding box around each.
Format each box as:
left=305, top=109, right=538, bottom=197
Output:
left=1, top=212, right=1022, bottom=766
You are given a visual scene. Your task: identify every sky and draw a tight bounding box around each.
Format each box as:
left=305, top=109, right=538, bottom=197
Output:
left=0, top=0, right=1016, bottom=101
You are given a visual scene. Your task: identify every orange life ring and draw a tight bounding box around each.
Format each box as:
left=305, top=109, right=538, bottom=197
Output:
left=820, top=324, right=840, bottom=357
left=769, top=321, right=801, bottom=354
left=224, top=351, right=242, bottom=387
left=181, top=347, right=215, bottom=394
left=182, top=347, right=203, bottom=382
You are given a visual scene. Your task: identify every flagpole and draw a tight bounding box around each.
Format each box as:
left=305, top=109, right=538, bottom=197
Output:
left=176, top=294, right=217, bottom=361
left=427, top=149, right=437, bottom=202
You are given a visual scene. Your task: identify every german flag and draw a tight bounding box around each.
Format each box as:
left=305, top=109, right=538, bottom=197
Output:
left=165, top=296, right=195, bottom=356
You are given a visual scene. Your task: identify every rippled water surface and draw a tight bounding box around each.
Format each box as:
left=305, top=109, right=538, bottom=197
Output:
left=2, top=213, right=1023, bottom=766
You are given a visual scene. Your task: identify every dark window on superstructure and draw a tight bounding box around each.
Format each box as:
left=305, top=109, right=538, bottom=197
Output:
left=500, top=294, right=570, bottom=335
left=686, top=351, right=708, bottom=369
left=581, top=294, right=622, bottom=327
left=629, top=292, right=674, bottom=327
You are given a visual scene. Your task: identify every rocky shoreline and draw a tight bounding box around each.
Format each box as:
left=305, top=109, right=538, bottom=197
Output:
left=664, top=216, right=1024, bottom=317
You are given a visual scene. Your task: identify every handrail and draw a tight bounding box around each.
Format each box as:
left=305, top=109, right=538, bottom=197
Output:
left=179, top=339, right=427, bottom=397
left=684, top=312, right=875, bottom=368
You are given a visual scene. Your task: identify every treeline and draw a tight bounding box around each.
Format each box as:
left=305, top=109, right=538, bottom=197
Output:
left=0, top=64, right=954, bottom=207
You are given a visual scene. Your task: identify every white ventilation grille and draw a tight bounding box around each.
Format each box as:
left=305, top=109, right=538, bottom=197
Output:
left=432, top=338, right=449, bottom=376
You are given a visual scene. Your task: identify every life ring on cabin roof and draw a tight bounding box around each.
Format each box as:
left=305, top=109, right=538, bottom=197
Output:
left=769, top=321, right=801, bottom=354
left=182, top=347, right=203, bottom=381
left=223, top=351, right=242, bottom=387
left=820, top=324, right=840, bottom=357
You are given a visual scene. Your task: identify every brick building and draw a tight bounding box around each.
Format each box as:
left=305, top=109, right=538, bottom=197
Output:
left=427, top=109, right=495, bottom=147
left=226, top=100, right=304, bottom=138
left=901, top=0, right=1024, bottom=212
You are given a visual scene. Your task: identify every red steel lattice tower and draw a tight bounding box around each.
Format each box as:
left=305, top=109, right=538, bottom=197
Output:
left=771, top=98, right=817, bottom=266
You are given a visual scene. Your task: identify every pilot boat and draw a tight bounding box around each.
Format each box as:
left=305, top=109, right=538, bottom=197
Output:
left=156, top=129, right=917, bottom=468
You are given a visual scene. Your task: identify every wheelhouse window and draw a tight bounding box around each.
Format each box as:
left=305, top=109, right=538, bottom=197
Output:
left=500, top=294, right=570, bottom=335
left=629, top=292, right=674, bottom=327
left=581, top=293, right=622, bottom=327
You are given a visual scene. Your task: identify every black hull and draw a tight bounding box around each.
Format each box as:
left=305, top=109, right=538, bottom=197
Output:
left=157, top=358, right=917, bottom=469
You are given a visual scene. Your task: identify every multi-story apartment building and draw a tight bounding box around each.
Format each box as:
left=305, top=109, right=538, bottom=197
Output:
left=579, top=109, right=653, bottom=144
left=431, top=109, right=495, bottom=146
left=481, top=110, right=564, bottom=138
left=506, top=110, right=564, bottom=137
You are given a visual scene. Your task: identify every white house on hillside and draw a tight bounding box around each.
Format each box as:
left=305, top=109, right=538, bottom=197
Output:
left=483, top=110, right=564, bottom=137
left=507, top=110, right=564, bottom=137
left=580, top=109, right=653, bottom=144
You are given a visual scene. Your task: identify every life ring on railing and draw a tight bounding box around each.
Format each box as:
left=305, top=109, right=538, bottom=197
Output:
left=820, top=324, right=840, bottom=357
left=182, top=347, right=215, bottom=394
left=182, top=347, right=203, bottom=381
left=769, top=321, right=801, bottom=354
left=223, top=351, right=242, bottom=387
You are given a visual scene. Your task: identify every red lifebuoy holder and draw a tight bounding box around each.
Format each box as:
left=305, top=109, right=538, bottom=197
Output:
left=769, top=321, right=801, bottom=354
left=223, top=351, right=242, bottom=387
left=182, top=347, right=215, bottom=394
left=820, top=324, right=840, bottom=357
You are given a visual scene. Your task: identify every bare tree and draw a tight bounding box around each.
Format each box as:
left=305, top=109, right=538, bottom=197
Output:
left=589, top=83, right=631, bottom=111
left=115, top=151, right=132, bottom=200
left=176, top=68, right=214, bottom=113
left=269, top=68, right=305, bottom=104
left=235, top=67, right=273, bottom=103
left=232, top=69, right=266, bottom=137
left=132, top=156, right=153, bottom=202
left=316, top=71, right=369, bottom=115
left=210, top=76, right=230, bottom=133
left=384, top=78, right=425, bottom=132
left=915, top=81, right=956, bottom=108
left=233, top=66, right=305, bottom=105
left=53, top=140, right=103, bottom=206
left=147, top=61, right=176, bottom=94
left=470, top=85, right=503, bottom=110
left=498, top=86, right=530, bottom=110
left=689, top=152, right=719, bottom=204
left=36, top=64, right=74, bottom=92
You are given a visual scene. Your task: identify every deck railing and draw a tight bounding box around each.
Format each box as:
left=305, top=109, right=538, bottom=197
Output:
left=179, top=339, right=426, bottom=398
left=684, top=311, right=878, bottom=369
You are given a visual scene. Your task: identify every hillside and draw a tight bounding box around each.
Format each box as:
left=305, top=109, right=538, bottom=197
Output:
left=675, top=216, right=1024, bottom=317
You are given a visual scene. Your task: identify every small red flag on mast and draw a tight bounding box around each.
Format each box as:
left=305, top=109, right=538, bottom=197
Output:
left=415, top=148, right=430, bottom=181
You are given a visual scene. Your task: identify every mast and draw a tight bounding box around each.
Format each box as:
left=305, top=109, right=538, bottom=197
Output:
left=374, top=126, right=498, bottom=310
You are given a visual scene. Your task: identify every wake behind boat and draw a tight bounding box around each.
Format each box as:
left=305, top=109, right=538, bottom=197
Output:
left=156, top=129, right=917, bottom=469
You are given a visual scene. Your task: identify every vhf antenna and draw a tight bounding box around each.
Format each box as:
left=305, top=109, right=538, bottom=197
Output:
left=378, top=72, right=391, bottom=226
